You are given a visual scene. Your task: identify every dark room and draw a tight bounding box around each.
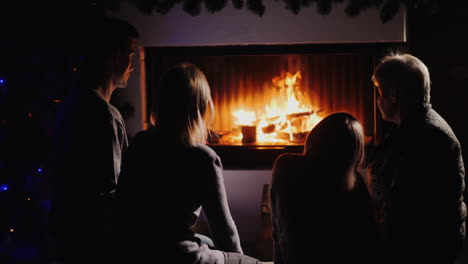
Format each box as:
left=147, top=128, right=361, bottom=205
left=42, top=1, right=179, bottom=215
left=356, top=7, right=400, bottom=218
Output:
left=1, top=1, right=468, bottom=263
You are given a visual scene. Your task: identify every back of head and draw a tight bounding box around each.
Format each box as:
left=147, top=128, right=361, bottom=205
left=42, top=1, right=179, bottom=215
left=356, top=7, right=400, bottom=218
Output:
left=304, top=113, right=365, bottom=189
left=76, top=16, right=139, bottom=88
left=152, top=62, right=214, bottom=146
left=373, top=52, right=431, bottom=109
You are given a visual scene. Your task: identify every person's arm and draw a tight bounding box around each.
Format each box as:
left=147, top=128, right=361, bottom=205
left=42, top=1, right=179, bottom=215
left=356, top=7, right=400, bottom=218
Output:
left=201, top=155, right=243, bottom=254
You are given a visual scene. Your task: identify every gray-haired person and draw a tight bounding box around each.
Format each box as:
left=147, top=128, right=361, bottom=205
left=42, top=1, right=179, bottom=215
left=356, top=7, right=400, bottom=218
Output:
left=367, top=53, right=466, bottom=264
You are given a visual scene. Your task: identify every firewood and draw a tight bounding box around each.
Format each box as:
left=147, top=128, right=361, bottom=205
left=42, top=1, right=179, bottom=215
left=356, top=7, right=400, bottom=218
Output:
left=261, top=124, right=276, bottom=134
left=265, top=111, right=316, bottom=122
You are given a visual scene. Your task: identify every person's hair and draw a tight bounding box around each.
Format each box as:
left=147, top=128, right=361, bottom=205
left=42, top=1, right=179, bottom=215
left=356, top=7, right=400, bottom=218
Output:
left=372, top=52, right=431, bottom=108
left=151, top=62, right=215, bottom=146
left=78, top=16, right=140, bottom=88
left=304, top=112, right=365, bottom=190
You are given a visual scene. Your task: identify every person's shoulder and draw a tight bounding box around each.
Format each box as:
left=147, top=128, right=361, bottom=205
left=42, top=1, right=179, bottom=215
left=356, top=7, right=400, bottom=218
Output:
left=191, top=145, right=223, bottom=183
left=272, top=153, right=305, bottom=182
left=125, top=129, right=153, bottom=150
left=132, top=129, right=153, bottom=143
left=123, top=130, right=155, bottom=162
left=191, top=144, right=219, bottom=162
left=271, top=154, right=308, bottom=194
left=424, top=109, right=461, bottom=147
left=72, top=89, right=113, bottom=119
left=77, top=88, right=107, bottom=106
left=56, top=90, right=108, bottom=124
left=273, top=153, right=304, bottom=171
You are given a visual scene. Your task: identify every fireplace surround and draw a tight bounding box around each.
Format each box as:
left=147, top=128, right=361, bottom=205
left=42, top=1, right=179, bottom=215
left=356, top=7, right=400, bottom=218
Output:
left=142, top=43, right=405, bottom=169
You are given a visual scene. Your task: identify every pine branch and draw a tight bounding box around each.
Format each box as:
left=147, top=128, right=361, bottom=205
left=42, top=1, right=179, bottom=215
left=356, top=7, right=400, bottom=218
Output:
left=246, top=0, right=265, bottom=16
left=183, top=0, right=203, bottom=16
left=380, top=0, right=400, bottom=23
left=154, top=0, right=180, bottom=14
left=206, top=0, right=228, bottom=13
left=285, top=0, right=302, bottom=14
left=136, top=0, right=156, bottom=15
left=64, top=0, right=444, bottom=23
left=317, top=0, right=332, bottom=15
left=345, top=0, right=376, bottom=17
left=232, top=0, right=244, bottom=9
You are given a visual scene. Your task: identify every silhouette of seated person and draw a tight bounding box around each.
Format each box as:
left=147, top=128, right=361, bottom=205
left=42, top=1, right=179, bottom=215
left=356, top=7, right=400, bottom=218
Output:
left=270, top=112, right=378, bottom=264
left=367, top=53, right=466, bottom=264
left=49, top=16, right=139, bottom=264
left=115, top=62, right=260, bottom=264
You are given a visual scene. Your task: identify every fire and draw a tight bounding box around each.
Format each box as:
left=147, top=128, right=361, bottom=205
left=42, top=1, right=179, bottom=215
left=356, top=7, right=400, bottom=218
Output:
left=233, top=110, right=256, bottom=126
left=223, top=71, right=323, bottom=144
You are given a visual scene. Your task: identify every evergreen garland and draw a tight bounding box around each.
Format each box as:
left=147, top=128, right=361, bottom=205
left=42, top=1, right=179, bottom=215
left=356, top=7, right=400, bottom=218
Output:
left=246, top=0, right=265, bottom=16
left=95, top=0, right=440, bottom=23
left=184, top=0, right=204, bottom=15
left=232, top=0, right=244, bottom=9
left=206, top=0, right=229, bottom=12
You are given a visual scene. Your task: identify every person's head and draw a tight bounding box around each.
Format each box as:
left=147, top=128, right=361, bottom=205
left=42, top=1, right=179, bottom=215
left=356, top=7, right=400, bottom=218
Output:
left=79, top=16, right=139, bottom=89
left=152, top=62, right=214, bottom=146
left=372, top=52, right=431, bottom=125
left=304, top=112, right=365, bottom=190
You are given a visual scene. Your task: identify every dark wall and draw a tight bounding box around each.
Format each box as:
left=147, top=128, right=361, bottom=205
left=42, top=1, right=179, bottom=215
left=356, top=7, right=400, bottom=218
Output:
left=407, top=6, right=468, bottom=262
left=407, top=2, right=468, bottom=175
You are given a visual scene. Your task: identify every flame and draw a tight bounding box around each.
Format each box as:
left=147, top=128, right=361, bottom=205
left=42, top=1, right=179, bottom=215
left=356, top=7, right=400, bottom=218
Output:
left=233, top=110, right=256, bottom=126
left=267, top=71, right=307, bottom=117
left=227, top=71, right=323, bottom=144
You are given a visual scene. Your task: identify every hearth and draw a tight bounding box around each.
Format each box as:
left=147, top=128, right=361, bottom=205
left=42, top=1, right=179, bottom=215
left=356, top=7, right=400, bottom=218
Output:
left=143, top=43, right=404, bottom=169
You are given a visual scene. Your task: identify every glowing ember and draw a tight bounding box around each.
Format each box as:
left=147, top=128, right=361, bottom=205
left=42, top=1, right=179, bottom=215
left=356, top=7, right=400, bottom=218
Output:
left=222, top=71, right=323, bottom=144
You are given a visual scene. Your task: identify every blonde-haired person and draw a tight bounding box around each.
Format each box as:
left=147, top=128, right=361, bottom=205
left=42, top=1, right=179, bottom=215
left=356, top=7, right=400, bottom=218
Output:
left=367, top=53, right=466, bottom=264
left=115, top=62, right=260, bottom=264
left=270, top=112, right=378, bottom=264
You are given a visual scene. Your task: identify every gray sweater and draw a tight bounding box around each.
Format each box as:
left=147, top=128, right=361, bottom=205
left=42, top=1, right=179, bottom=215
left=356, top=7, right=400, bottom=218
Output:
left=368, top=105, right=466, bottom=263
left=51, top=89, right=128, bottom=204
left=115, top=128, right=242, bottom=262
left=49, top=88, right=128, bottom=261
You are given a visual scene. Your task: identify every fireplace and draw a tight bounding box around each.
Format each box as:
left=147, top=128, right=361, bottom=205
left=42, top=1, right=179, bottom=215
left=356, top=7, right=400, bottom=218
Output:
left=143, top=43, right=403, bottom=169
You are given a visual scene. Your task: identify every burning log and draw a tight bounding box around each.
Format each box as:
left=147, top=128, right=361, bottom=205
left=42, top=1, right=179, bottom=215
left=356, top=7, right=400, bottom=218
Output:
left=265, top=111, right=316, bottom=122
left=262, top=124, right=276, bottom=134
left=292, top=131, right=308, bottom=143
left=277, top=131, right=309, bottom=143
left=230, top=71, right=324, bottom=144
left=261, top=111, right=319, bottom=134
left=286, top=111, right=315, bottom=119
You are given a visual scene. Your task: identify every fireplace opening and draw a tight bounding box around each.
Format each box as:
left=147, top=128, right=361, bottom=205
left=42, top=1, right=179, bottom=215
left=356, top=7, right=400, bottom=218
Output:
left=143, top=44, right=403, bottom=169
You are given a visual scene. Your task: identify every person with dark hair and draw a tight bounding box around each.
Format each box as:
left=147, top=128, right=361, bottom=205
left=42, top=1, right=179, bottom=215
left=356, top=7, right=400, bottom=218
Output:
left=367, top=52, right=466, bottom=264
left=270, top=112, right=378, bottom=264
left=115, top=62, right=260, bottom=264
left=49, top=16, right=139, bottom=264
